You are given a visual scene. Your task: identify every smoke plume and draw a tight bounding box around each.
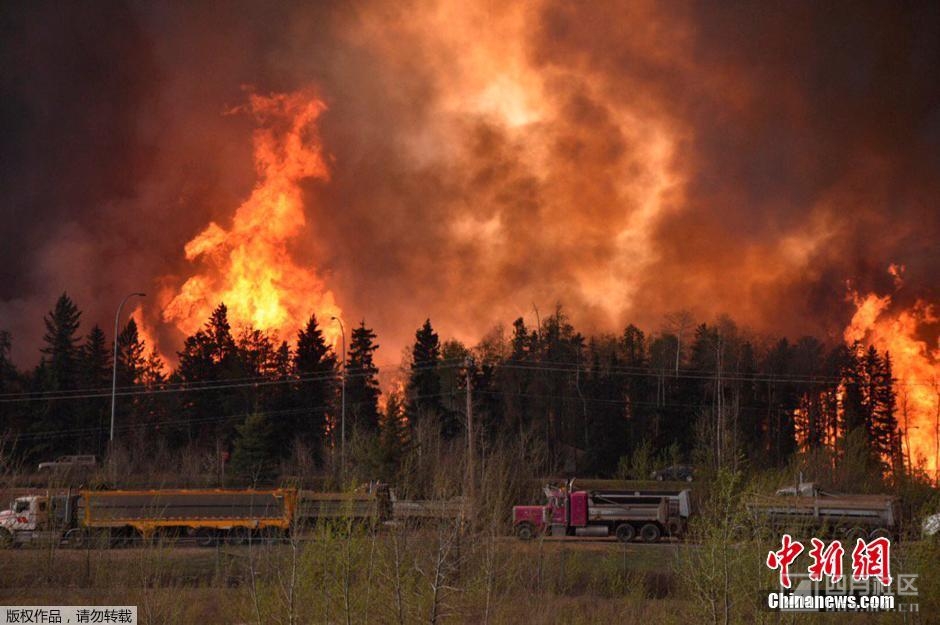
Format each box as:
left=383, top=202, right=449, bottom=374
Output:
left=1, top=0, right=937, bottom=365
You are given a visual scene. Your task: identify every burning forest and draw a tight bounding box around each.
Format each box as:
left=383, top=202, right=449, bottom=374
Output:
left=0, top=0, right=938, bottom=486
left=1, top=2, right=940, bottom=622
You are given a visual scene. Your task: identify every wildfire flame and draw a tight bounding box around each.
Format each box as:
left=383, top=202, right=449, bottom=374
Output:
left=163, top=90, right=342, bottom=347
left=844, top=267, right=940, bottom=478
left=130, top=305, right=167, bottom=373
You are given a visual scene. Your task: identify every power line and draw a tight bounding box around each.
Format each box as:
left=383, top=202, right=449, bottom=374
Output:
left=2, top=389, right=462, bottom=443
left=0, top=358, right=471, bottom=403
left=1, top=353, right=934, bottom=405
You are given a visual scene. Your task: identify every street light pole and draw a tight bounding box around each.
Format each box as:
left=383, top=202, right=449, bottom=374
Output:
left=111, top=292, right=145, bottom=444
left=331, top=316, right=346, bottom=482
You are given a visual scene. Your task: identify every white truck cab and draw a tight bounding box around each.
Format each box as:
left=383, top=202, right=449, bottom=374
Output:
left=0, top=496, right=47, bottom=532
left=0, top=494, right=76, bottom=547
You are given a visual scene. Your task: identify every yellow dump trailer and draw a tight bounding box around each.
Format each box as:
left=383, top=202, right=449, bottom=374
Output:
left=75, top=488, right=296, bottom=546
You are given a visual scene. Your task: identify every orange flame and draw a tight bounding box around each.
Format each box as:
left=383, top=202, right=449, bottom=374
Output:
left=163, top=90, right=342, bottom=346
left=130, top=305, right=168, bottom=375
left=844, top=271, right=940, bottom=478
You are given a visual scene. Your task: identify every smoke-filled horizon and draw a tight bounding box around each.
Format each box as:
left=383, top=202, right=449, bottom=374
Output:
left=1, top=0, right=938, bottom=367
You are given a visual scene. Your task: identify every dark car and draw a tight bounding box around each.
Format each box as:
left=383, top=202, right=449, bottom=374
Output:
left=651, top=465, right=694, bottom=482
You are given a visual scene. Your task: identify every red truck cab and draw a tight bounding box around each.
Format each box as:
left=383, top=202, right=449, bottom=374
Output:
left=513, top=480, right=691, bottom=542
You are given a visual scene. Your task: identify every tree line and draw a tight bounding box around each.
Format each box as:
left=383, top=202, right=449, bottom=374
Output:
left=0, top=293, right=915, bottom=490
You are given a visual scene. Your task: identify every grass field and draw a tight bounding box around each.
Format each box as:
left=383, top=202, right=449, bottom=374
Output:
left=1, top=536, right=935, bottom=624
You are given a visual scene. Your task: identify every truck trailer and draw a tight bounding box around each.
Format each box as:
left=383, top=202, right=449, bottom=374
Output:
left=0, top=488, right=295, bottom=547
left=513, top=481, right=692, bottom=542
left=0, top=484, right=468, bottom=548
left=747, top=482, right=899, bottom=542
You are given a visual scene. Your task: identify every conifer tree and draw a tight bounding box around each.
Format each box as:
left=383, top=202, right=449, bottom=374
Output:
left=176, top=303, right=243, bottom=444
left=37, top=293, right=82, bottom=456
left=231, top=412, right=278, bottom=483
left=377, top=390, right=407, bottom=480
left=496, top=317, right=536, bottom=436
left=292, top=314, right=337, bottom=461
left=116, top=319, right=146, bottom=387
left=79, top=325, right=111, bottom=452
left=406, top=319, right=445, bottom=433
left=41, top=293, right=82, bottom=391
left=870, top=350, right=901, bottom=474
left=346, top=321, right=381, bottom=433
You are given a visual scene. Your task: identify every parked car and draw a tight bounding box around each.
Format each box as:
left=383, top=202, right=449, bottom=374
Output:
left=650, top=465, right=694, bottom=482
left=37, top=455, right=97, bottom=472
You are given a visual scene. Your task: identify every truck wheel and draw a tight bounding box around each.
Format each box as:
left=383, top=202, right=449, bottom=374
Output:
left=0, top=529, right=12, bottom=548
left=640, top=523, right=662, bottom=542
left=195, top=528, right=218, bottom=547
left=66, top=529, right=86, bottom=549
left=615, top=524, right=635, bottom=543
left=226, top=527, right=251, bottom=545
left=515, top=522, right=535, bottom=541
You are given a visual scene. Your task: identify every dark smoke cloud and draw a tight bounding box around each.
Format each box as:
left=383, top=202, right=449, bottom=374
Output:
left=1, top=0, right=937, bottom=366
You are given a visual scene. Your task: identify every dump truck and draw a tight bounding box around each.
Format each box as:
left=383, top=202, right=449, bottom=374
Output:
left=747, top=481, right=899, bottom=542
left=0, top=483, right=468, bottom=548
left=513, top=480, right=692, bottom=542
left=0, top=488, right=296, bottom=547
left=297, top=487, right=392, bottom=527
left=390, top=492, right=465, bottom=524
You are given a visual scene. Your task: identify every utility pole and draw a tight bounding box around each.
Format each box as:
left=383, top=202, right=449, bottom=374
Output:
left=465, top=356, right=474, bottom=515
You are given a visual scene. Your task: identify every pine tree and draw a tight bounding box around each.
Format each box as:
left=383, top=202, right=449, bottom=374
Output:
left=346, top=321, right=381, bottom=434
left=407, top=319, right=446, bottom=434
left=870, top=350, right=901, bottom=475
left=231, top=412, right=279, bottom=483
left=789, top=336, right=826, bottom=454
left=41, top=293, right=82, bottom=391
left=496, top=318, right=536, bottom=437
left=292, top=314, right=337, bottom=461
left=377, top=390, right=407, bottom=480
left=79, top=325, right=111, bottom=453
left=140, top=350, right=167, bottom=387
left=81, top=326, right=111, bottom=384
left=583, top=338, right=628, bottom=475
left=510, top=317, right=534, bottom=361
left=112, top=318, right=147, bottom=442
left=237, top=327, right=277, bottom=378
left=620, top=324, right=651, bottom=453
left=840, top=342, right=866, bottom=436
left=116, top=319, right=146, bottom=387
left=531, top=308, right=584, bottom=462
left=137, top=349, right=168, bottom=437
left=36, top=293, right=82, bottom=456
left=176, top=303, right=244, bottom=445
